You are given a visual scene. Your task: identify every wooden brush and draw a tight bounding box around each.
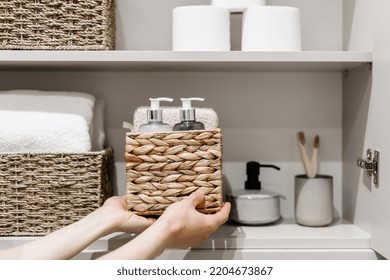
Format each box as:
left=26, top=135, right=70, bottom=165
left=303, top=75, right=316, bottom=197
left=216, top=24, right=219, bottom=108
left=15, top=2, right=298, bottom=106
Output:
left=297, top=131, right=314, bottom=178
left=311, top=135, right=320, bottom=177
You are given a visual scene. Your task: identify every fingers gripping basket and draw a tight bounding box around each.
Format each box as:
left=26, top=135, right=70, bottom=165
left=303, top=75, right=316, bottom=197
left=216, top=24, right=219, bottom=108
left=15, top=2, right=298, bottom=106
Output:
left=125, top=129, right=223, bottom=216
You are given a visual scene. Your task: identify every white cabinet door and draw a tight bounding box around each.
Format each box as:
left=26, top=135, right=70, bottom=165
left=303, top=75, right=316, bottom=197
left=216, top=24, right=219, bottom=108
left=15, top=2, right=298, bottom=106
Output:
left=370, top=0, right=390, bottom=259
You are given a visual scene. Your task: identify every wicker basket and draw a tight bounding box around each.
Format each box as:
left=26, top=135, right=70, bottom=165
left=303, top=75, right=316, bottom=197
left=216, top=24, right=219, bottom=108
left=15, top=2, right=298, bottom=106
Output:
left=0, top=148, right=113, bottom=236
left=125, top=129, right=223, bottom=216
left=0, top=0, right=115, bottom=50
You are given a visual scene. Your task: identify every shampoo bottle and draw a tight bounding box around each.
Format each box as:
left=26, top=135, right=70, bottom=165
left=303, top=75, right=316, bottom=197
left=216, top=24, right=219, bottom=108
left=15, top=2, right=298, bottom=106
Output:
left=173, top=97, right=206, bottom=131
left=139, top=97, right=173, bottom=133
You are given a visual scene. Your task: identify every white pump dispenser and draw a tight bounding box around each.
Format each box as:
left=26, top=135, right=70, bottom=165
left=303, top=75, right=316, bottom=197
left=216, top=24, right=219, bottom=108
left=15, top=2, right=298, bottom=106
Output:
left=139, top=97, right=173, bottom=132
left=173, top=97, right=206, bottom=131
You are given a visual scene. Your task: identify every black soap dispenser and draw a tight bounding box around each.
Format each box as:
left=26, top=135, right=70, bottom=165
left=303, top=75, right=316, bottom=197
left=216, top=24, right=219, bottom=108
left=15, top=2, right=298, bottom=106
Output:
left=228, top=161, right=281, bottom=225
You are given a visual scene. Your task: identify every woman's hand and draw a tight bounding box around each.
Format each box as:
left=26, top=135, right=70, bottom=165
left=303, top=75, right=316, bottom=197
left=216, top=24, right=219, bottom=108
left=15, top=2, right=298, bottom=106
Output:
left=98, top=191, right=231, bottom=259
left=98, top=196, right=155, bottom=234
left=156, top=190, right=231, bottom=248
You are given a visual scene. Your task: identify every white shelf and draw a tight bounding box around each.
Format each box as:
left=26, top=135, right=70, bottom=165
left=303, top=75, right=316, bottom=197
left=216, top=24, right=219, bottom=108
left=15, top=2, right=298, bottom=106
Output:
left=0, top=51, right=372, bottom=72
left=0, top=219, right=370, bottom=254
left=201, top=218, right=371, bottom=250
left=104, top=219, right=373, bottom=260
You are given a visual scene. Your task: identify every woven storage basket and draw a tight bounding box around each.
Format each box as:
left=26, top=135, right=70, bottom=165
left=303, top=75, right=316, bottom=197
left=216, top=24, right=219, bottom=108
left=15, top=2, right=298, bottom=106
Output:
left=0, top=148, right=113, bottom=236
left=0, top=0, right=115, bottom=50
left=125, top=129, right=223, bottom=216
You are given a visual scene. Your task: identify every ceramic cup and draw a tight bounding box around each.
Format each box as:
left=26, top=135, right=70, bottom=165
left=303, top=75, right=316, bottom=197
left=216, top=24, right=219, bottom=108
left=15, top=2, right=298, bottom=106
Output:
left=294, top=174, right=333, bottom=227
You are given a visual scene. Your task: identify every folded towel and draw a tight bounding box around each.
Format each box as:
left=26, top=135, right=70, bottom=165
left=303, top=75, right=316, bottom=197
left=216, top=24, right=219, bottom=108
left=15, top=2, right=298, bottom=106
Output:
left=0, top=111, right=91, bottom=153
left=0, top=90, right=97, bottom=153
left=91, top=99, right=106, bottom=151
left=133, top=106, right=219, bottom=132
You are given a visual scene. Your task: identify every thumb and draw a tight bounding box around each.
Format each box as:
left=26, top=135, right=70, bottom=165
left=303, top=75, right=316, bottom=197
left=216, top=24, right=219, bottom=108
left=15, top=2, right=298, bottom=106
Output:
left=187, top=190, right=205, bottom=207
left=122, top=213, right=155, bottom=234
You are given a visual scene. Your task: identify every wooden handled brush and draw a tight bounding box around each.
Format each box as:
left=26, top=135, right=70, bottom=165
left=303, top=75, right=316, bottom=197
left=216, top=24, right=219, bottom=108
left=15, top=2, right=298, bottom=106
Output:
left=297, top=131, right=315, bottom=178
left=311, top=135, right=320, bottom=177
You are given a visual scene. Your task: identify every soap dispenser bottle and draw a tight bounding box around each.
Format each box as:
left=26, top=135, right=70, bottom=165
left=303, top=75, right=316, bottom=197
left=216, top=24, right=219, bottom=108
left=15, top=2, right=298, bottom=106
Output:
left=139, top=97, right=173, bottom=133
left=173, top=97, right=206, bottom=131
left=228, top=161, right=281, bottom=225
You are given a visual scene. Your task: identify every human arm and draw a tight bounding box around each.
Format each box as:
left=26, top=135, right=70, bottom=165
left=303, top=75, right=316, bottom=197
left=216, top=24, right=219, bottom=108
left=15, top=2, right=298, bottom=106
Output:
left=0, top=196, right=154, bottom=260
left=98, top=190, right=231, bottom=260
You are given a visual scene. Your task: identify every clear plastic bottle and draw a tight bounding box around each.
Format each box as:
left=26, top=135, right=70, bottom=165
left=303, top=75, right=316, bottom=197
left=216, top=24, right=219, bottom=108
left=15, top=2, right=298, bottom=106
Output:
left=139, top=97, right=173, bottom=133
left=173, top=97, right=206, bottom=131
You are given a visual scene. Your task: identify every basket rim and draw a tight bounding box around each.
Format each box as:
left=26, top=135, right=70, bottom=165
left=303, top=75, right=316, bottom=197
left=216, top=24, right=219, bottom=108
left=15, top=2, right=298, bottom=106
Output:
left=126, top=128, right=221, bottom=136
left=0, top=147, right=112, bottom=156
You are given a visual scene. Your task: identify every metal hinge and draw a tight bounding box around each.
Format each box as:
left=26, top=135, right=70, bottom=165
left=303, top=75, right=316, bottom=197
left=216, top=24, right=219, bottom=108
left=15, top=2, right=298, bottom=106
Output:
left=357, top=149, right=379, bottom=185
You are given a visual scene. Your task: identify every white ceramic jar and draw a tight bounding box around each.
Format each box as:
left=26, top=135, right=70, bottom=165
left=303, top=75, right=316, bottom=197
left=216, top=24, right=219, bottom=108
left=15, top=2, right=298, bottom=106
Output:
left=228, top=189, right=280, bottom=225
left=294, top=174, right=333, bottom=227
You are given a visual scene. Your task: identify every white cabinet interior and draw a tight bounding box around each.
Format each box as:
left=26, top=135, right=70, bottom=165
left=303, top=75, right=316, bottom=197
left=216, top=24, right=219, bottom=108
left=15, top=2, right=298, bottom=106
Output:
left=0, top=53, right=370, bottom=222
left=0, top=0, right=385, bottom=259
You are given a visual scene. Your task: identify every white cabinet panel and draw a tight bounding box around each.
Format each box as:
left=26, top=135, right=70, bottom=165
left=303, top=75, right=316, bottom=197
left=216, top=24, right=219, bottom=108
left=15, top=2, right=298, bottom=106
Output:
left=0, top=0, right=386, bottom=260
left=370, top=0, right=390, bottom=259
left=342, top=65, right=372, bottom=234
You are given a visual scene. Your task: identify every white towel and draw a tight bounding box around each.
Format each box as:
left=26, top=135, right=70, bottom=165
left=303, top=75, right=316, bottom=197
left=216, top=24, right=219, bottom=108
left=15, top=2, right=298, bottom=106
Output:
left=0, top=90, right=97, bottom=153
left=133, top=106, right=219, bottom=132
left=0, top=111, right=91, bottom=153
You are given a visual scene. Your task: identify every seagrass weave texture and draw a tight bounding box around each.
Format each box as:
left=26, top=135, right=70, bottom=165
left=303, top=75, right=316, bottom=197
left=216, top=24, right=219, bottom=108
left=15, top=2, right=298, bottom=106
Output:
left=0, top=148, right=113, bottom=236
left=125, top=129, right=223, bottom=216
left=0, top=0, right=115, bottom=50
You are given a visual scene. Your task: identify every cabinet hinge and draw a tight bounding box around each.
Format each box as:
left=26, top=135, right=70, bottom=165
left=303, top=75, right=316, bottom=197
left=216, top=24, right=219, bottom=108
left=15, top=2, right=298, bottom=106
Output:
left=357, top=149, right=379, bottom=185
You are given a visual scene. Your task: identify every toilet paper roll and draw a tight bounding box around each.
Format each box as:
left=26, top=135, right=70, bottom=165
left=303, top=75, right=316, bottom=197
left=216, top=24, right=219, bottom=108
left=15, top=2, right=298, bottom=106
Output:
left=242, top=6, right=302, bottom=51
left=212, top=0, right=266, bottom=13
left=173, top=6, right=230, bottom=51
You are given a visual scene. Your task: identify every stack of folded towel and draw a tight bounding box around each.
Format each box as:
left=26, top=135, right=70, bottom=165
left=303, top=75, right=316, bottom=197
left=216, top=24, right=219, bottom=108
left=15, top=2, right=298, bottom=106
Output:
left=0, top=90, right=105, bottom=153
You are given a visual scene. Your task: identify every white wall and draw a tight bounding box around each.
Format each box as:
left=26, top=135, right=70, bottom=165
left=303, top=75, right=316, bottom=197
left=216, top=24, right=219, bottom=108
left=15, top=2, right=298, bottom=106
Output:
left=0, top=70, right=343, bottom=219
left=343, top=0, right=373, bottom=51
